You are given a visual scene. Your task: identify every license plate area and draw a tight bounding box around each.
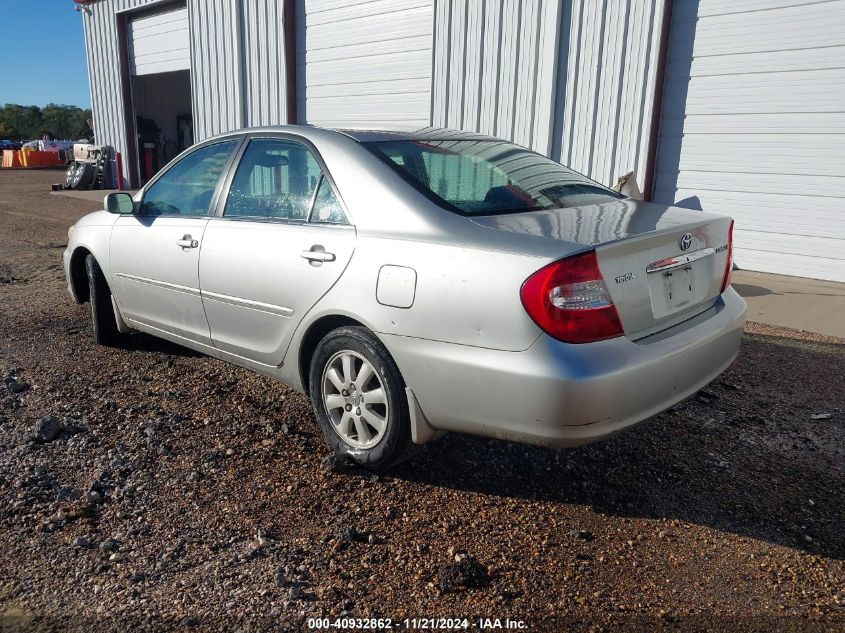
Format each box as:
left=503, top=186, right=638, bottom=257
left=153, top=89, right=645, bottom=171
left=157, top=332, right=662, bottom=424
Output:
left=647, top=248, right=715, bottom=319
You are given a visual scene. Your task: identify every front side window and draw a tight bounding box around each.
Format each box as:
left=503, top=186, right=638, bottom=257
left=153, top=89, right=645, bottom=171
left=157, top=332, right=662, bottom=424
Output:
left=364, top=139, right=624, bottom=216
left=225, top=138, right=342, bottom=222
left=139, top=140, right=238, bottom=216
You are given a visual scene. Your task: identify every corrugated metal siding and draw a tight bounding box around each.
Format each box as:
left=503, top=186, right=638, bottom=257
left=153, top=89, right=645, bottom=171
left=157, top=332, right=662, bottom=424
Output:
left=186, top=0, right=242, bottom=138
left=431, top=0, right=664, bottom=184
left=190, top=0, right=292, bottom=137
left=431, top=0, right=562, bottom=155
left=653, top=0, right=845, bottom=282
left=296, top=0, right=433, bottom=127
left=554, top=0, right=665, bottom=185
left=128, top=7, right=190, bottom=75
left=242, top=0, right=289, bottom=128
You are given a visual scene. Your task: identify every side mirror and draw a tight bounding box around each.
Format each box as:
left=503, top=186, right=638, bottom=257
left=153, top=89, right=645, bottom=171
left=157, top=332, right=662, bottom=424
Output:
left=105, top=192, right=135, bottom=214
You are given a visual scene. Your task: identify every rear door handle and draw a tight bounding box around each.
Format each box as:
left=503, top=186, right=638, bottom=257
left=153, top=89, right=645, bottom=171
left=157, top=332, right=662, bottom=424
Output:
left=177, top=234, right=199, bottom=249
left=300, top=247, right=336, bottom=263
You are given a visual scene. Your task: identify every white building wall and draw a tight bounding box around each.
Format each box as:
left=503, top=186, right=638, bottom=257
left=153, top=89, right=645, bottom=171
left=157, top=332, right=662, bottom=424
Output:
left=296, top=0, right=434, bottom=128
left=242, top=0, right=291, bottom=128
left=653, top=0, right=845, bottom=282
left=186, top=0, right=242, bottom=138
left=431, top=0, right=665, bottom=189
left=431, top=0, right=562, bottom=155
left=188, top=0, right=293, bottom=137
left=554, top=0, right=666, bottom=186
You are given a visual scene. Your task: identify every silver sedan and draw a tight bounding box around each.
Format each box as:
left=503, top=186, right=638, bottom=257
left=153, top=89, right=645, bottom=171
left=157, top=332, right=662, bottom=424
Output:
left=63, top=126, right=747, bottom=469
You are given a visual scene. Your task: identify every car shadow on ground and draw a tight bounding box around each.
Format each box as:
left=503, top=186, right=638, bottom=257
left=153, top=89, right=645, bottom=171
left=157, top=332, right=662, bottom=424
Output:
left=732, top=283, right=775, bottom=298
left=393, top=333, right=845, bottom=561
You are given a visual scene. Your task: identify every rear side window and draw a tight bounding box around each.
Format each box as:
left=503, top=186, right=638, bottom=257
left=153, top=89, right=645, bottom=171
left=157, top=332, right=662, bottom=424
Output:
left=225, top=138, right=335, bottom=221
left=309, top=176, right=346, bottom=224
left=364, top=139, right=623, bottom=216
left=139, top=140, right=237, bottom=216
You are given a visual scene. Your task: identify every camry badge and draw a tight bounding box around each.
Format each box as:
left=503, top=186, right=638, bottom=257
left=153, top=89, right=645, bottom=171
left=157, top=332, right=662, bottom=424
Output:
left=679, top=233, right=693, bottom=251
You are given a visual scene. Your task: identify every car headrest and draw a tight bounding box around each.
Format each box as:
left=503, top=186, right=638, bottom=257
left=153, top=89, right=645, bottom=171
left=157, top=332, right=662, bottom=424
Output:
left=250, top=151, right=289, bottom=168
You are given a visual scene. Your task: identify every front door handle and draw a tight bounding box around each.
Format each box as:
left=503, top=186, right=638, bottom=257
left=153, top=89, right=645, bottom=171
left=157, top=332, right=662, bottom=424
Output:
left=300, top=246, right=336, bottom=263
left=177, top=234, right=199, bottom=249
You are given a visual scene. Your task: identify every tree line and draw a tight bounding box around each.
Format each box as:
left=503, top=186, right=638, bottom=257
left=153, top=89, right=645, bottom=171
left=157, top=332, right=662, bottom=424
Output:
left=0, top=104, right=93, bottom=141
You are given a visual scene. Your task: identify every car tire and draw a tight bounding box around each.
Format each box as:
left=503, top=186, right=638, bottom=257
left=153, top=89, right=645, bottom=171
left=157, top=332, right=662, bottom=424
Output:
left=85, top=254, right=124, bottom=346
left=309, top=326, right=416, bottom=470
left=64, top=162, right=78, bottom=189
left=69, top=162, right=84, bottom=189
left=74, top=162, right=95, bottom=190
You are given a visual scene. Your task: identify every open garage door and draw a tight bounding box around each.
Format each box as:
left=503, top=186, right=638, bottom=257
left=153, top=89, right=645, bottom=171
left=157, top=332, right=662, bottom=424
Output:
left=296, top=0, right=433, bottom=128
left=126, top=5, right=193, bottom=184
left=128, top=6, right=190, bottom=76
left=652, top=1, right=845, bottom=283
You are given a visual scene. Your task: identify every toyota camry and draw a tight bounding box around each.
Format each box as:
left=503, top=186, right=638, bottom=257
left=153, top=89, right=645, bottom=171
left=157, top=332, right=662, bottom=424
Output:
left=63, top=126, right=747, bottom=469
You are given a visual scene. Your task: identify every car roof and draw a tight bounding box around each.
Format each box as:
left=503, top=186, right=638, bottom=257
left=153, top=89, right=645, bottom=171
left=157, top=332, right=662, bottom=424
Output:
left=207, top=124, right=499, bottom=144
left=330, top=126, right=498, bottom=143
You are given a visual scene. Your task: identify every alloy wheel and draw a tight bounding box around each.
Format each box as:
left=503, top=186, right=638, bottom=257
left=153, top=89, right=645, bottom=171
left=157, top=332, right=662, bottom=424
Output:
left=321, top=350, right=389, bottom=449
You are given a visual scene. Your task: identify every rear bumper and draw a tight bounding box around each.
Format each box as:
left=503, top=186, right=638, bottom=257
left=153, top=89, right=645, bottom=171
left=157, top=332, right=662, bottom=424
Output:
left=382, top=288, right=747, bottom=447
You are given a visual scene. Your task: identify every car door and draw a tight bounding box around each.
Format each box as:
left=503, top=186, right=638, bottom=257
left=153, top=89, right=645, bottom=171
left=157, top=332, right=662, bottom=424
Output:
left=198, top=136, right=355, bottom=365
left=109, top=138, right=241, bottom=345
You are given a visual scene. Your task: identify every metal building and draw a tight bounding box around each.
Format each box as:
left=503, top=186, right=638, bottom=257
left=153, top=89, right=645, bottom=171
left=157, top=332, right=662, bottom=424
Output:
left=80, top=0, right=844, bottom=282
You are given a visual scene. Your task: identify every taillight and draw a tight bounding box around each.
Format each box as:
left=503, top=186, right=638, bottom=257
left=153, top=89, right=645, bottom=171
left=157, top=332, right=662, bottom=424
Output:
left=520, top=250, right=623, bottom=344
left=720, top=220, right=734, bottom=293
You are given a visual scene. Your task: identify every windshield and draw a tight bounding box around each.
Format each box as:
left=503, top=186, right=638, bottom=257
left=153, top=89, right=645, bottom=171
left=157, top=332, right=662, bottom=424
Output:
left=364, top=139, right=624, bottom=216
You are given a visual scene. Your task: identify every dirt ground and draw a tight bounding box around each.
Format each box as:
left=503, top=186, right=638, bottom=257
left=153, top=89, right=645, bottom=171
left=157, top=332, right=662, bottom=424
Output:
left=0, top=170, right=843, bottom=631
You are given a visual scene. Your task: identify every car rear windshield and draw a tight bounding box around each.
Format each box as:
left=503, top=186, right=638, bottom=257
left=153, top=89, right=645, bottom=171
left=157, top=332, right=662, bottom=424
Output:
left=363, top=139, right=624, bottom=216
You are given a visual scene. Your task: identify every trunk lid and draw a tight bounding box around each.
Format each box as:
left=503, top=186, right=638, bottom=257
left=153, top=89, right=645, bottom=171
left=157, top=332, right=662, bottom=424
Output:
left=470, top=198, right=733, bottom=339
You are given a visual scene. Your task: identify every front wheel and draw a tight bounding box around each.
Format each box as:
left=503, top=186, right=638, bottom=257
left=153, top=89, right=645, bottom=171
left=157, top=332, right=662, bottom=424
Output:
left=85, top=254, right=125, bottom=346
left=309, top=326, right=415, bottom=470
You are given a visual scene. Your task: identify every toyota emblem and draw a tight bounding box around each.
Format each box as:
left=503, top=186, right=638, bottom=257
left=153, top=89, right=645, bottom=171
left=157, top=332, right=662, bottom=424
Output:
left=679, top=233, right=693, bottom=251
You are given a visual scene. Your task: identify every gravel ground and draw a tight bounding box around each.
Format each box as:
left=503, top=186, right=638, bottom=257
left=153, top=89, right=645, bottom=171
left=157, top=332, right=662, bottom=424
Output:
left=0, top=170, right=843, bottom=631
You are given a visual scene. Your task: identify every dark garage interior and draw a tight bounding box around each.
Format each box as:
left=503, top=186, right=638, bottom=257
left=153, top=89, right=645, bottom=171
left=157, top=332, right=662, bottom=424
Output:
left=131, top=69, right=193, bottom=185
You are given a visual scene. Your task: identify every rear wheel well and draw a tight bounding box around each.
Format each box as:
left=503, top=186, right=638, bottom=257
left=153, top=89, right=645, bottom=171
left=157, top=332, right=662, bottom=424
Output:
left=299, top=315, right=365, bottom=395
left=69, top=247, right=92, bottom=303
